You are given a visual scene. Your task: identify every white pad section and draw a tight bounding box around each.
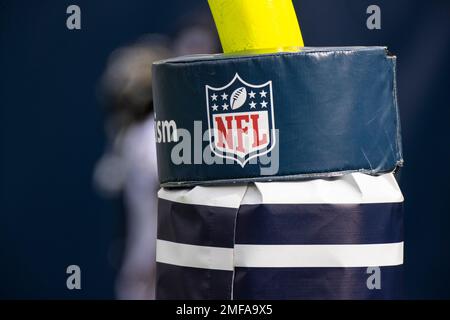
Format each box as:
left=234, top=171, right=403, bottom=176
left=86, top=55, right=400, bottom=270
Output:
left=234, top=242, right=404, bottom=268
left=158, top=185, right=248, bottom=208
left=159, top=173, right=403, bottom=207
left=156, top=239, right=234, bottom=271
left=156, top=240, right=404, bottom=270
left=241, top=173, right=404, bottom=204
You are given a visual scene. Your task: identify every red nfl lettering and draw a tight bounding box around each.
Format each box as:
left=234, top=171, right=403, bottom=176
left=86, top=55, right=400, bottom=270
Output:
left=215, top=113, right=269, bottom=152
left=234, top=114, right=249, bottom=153
left=215, top=115, right=234, bottom=149
left=250, top=114, right=268, bottom=148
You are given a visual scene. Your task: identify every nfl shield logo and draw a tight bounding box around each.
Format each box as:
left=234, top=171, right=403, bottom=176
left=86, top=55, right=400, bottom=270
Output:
left=206, top=73, right=276, bottom=167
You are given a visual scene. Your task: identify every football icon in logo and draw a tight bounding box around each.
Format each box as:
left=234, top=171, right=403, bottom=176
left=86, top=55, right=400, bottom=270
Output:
left=230, top=87, right=247, bottom=110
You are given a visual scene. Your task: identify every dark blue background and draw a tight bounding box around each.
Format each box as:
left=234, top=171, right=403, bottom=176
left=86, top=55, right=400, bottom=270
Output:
left=1, top=0, right=449, bottom=299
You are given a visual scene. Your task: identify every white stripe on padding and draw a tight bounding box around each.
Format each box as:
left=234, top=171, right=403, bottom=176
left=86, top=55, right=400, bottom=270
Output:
left=156, top=240, right=234, bottom=271
left=156, top=240, right=403, bottom=270
left=159, top=173, right=404, bottom=207
left=235, top=242, right=404, bottom=268
left=158, top=185, right=248, bottom=208
left=241, top=173, right=404, bottom=205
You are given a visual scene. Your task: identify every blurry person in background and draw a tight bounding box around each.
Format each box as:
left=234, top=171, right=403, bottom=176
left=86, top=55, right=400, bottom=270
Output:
left=94, top=9, right=220, bottom=300
left=94, top=34, right=171, bottom=300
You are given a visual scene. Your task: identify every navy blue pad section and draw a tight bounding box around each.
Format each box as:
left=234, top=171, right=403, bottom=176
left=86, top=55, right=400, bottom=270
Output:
left=157, top=198, right=237, bottom=248
left=233, top=266, right=404, bottom=300
left=236, top=203, right=403, bottom=245
left=156, top=262, right=233, bottom=300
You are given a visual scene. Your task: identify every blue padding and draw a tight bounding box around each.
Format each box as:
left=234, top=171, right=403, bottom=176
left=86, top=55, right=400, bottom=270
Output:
left=233, top=266, right=404, bottom=300
left=156, top=263, right=233, bottom=300
left=156, top=198, right=404, bottom=299
left=152, top=47, right=403, bottom=187
left=236, top=203, right=403, bottom=245
left=157, top=198, right=236, bottom=248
